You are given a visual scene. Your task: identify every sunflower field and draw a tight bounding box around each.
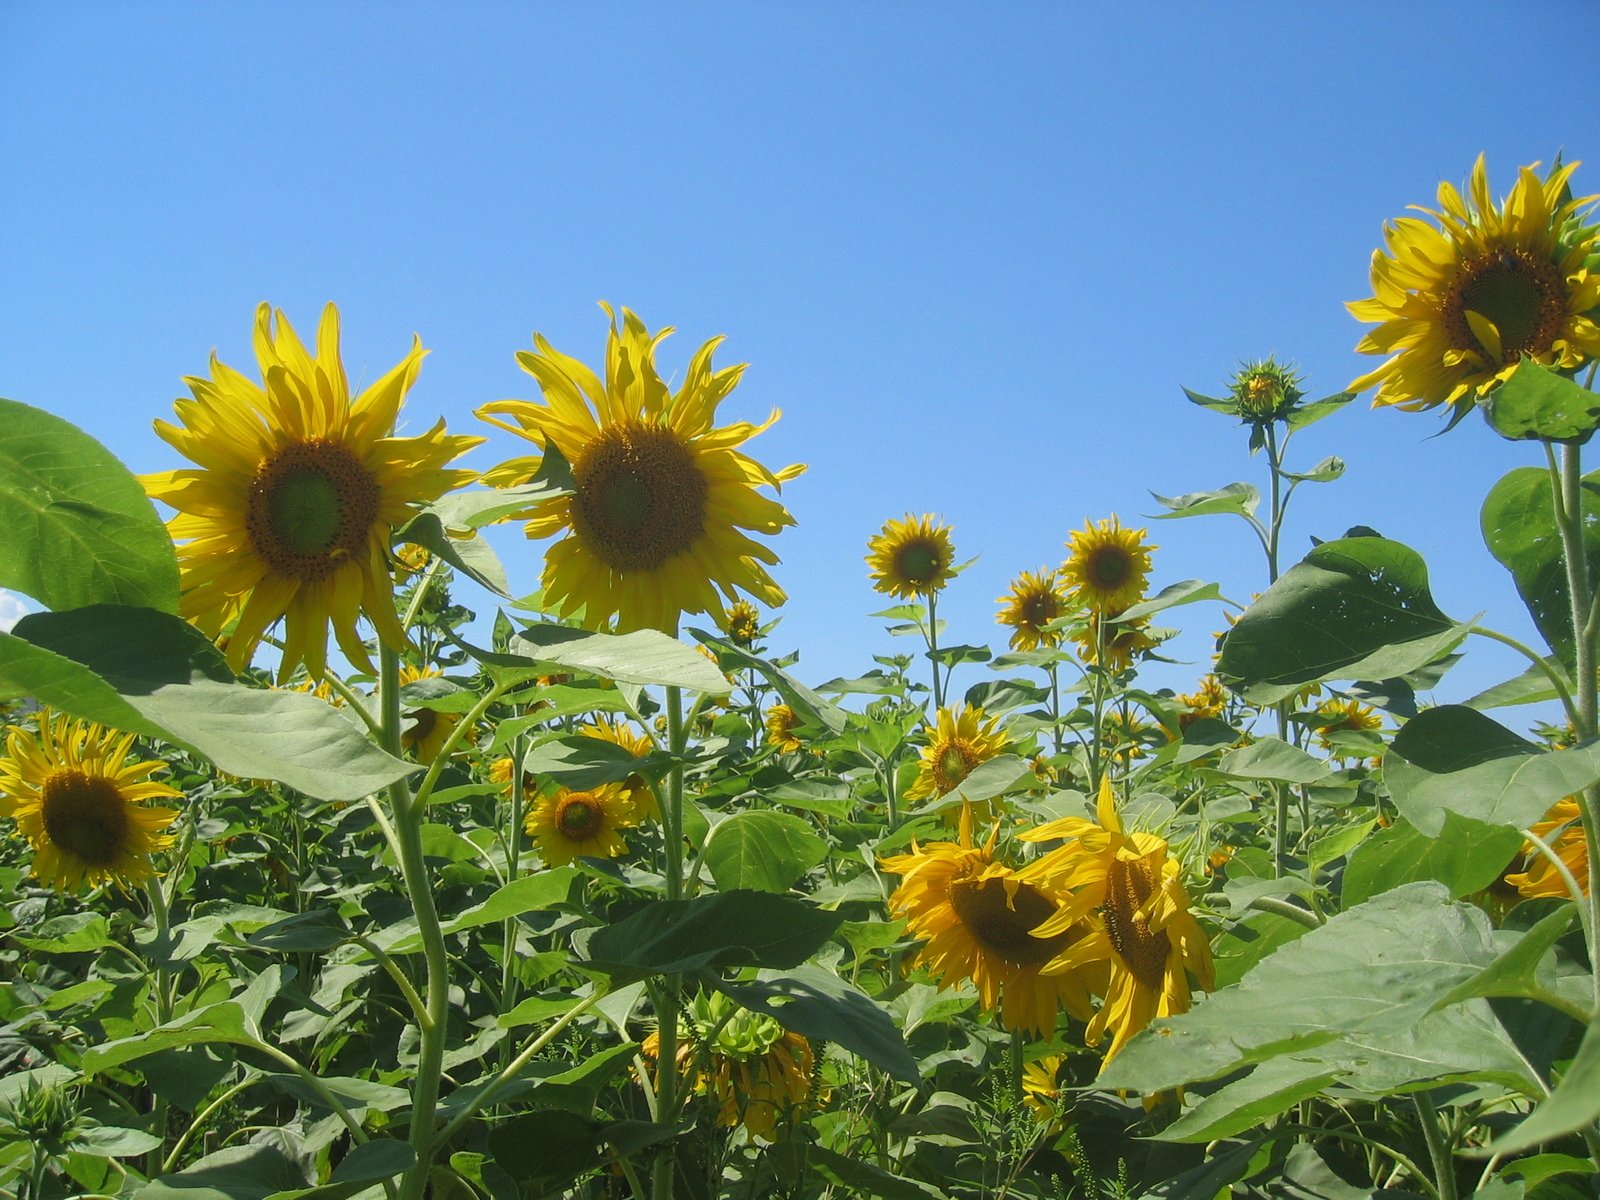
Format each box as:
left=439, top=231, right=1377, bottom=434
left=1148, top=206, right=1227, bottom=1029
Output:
left=3, top=155, right=1600, bottom=1200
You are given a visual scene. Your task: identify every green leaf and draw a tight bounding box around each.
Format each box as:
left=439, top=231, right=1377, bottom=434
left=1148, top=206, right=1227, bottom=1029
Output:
left=1342, top=813, right=1525, bottom=906
left=394, top=518, right=509, bottom=596
left=12, top=912, right=114, bottom=953
left=0, top=396, right=179, bottom=614
left=497, top=996, right=579, bottom=1028
left=1464, top=658, right=1573, bottom=711
left=1482, top=359, right=1600, bottom=442
left=719, top=964, right=920, bottom=1083
left=382, top=868, right=576, bottom=954
left=1384, top=705, right=1600, bottom=835
left=1480, top=465, right=1600, bottom=665
left=1160, top=1057, right=1340, bottom=1143
left=1217, top=536, right=1468, bottom=705
left=137, top=1143, right=310, bottom=1200
left=1214, top=737, right=1330, bottom=785
left=703, top=811, right=828, bottom=893
left=689, top=630, right=848, bottom=734
left=1182, top=387, right=1239, bottom=416
left=71, top=1125, right=164, bottom=1157
left=1149, top=483, right=1260, bottom=520
left=1430, top=905, right=1578, bottom=1010
left=325, top=1140, right=416, bottom=1189
left=1284, top=391, right=1356, bottom=431
left=808, top=1146, right=943, bottom=1198
left=83, top=1002, right=251, bottom=1073
left=3, top=606, right=416, bottom=802
left=486, top=1110, right=599, bottom=1189
left=510, top=624, right=730, bottom=693
left=1116, top=579, right=1225, bottom=622
left=1280, top=455, right=1346, bottom=484
left=583, top=891, right=843, bottom=981
left=520, top=734, right=654, bottom=789
left=1490, top=1010, right=1600, bottom=1154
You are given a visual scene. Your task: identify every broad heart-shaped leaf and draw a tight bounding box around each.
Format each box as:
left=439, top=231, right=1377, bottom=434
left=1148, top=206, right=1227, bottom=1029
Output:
left=1384, top=705, right=1600, bottom=835
left=1341, top=813, right=1525, bottom=906
left=718, top=964, right=920, bottom=1083
left=1216, top=536, right=1468, bottom=705
left=3, top=606, right=416, bottom=802
left=1149, top=483, right=1260, bottom=520
left=1213, top=737, right=1330, bottom=785
left=1096, top=883, right=1502, bottom=1095
left=1480, top=465, right=1600, bottom=666
left=510, top=624, right=730, bottom=693
left=582, top=890, right=842, bottom=982
left=0, top=397, right=178, bottom=615
left=1482, top=359, right=1600, bottom=443
left=703, top=811, right=828, bottom=893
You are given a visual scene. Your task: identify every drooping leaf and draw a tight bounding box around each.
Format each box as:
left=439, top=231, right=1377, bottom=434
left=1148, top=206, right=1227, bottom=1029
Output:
left=1116, top=579, right=1226, bottom=622
left=703, top=811, right=828, bottom=893
left=510, top=624, right=731, bottom=693
left=583, top=891, right=842, bottom=981
left=1481, top=359, right=1600, bottom=443
left=1149, top=483, right=1261, bottom=521
left=689, top=630, right=848, bottom=734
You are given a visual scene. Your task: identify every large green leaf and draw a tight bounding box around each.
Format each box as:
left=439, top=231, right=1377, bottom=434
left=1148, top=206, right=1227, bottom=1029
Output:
left=703, top=811, right=828, bottom=893
left=583, top=891, right=842, bottom=981
left=689, top=630, right=848, bottom=734
left=1480, top=465, right=1600, bottom=665
left=2, top=606, right=416, bottom=802
left=510, top=624, right=730, bottom=693
left=1216, top=537, right=1467, bottom=705
left=0, top=397, right=178, bottom=614
left=380, top=867, right=576, bottom=954
left=1490, top=1010, right=1600, bottom=1154
left=1481, top=359, right=1600, bottom=443
left=1149, top=483, right=1260, bottom=520
left=1342, top=813, right=1526, bottom=906
left=136, top=1143, right=310, bottom=1200
left=1214, top=737, right=1330, bottom=785
left=1384, top=705, right=1600, bottom=835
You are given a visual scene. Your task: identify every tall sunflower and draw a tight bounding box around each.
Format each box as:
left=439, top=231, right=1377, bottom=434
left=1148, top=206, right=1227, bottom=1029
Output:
left=904, top=704, right=1010, bottom=805
left=144, top=305, right=480, bottom=681
left=476, top=306, right=802, bottom=635
left=525, top=783, right=637, bottom=866
left=866, top=514, right=957, bottom=599
left=996, top=568, right=1069, bottom=651
left=883, top=805, right=1101, bottom=1037
left=0, top=713, right=181, bottom=892
left=1349, top=156, right=1600, bottom=414
left=1062, top=518, right=1154, bottom=614
left=1020, top=777, right=1214, bottom=1064
left=1506, top=797, right=1589, bottom=899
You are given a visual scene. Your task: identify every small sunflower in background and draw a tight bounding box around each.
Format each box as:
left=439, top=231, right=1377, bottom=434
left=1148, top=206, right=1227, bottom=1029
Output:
left=723, top=599, right=763, bottom=647
left=765, top=703, right=803, bottom=753
left=143, top=303, right=482, bottom=681
left=1312, top=697, right=1383, bottom=756
left=1073, top=609, right=1158, bottom=674
left=397, top=664, right=464, bottom=764
left=904, top=704, right=1010, bottom=805
left=477, top=306, right=802, bottom=635
left=578, top=718, right=659, bottom=822
left=1173, top=675, right=1229, bottom=733
left=1506, top=797, right=1589, bottom=899
left=525, top=783, right=637, bottom=866
left=1021, top=1055, right=1067, bottom=1126
left=1349, top=155, right=1600, bottom=415
left=0, top=712, right=181, bottom=892
left=1061, top=517, right=1154, bottom=615
left=1020, top=777, right=1214, bottom=1065
left=866, top=513, right=957, bottom=599
left=996, top=568, right=1069, bottom=651
left=883, top=804, right=1102, bottom=1037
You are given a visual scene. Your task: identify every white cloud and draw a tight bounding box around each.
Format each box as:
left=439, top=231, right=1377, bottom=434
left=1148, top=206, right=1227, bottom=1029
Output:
left=0, top=590, right=29, bottom=633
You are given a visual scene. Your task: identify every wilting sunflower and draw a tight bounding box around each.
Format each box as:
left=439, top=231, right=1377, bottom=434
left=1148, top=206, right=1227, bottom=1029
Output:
left=1349, top=155, right=1600, bottom=414
left=866, top=514, right=957, bottom=599
left=1062, top=518, right=1154, bottom=615
left=764, top=704, right=802, bottom=753
left=904, top=704, right=1010, bottom=805
left=1020, top=777, right=1214, bottom=1064
left=143, top=304, right=482, bottom=681
left=578, top=719, right=659, bottom=822
left=0, top=713, right=181, bottom=892
left=398, top=664, right=465, bottom=764
left=1506, top=797, right=1589, bottom=899
left=476, top=306, right=802, bottom=635
left=723, top=599, right=762, bottom=647
left=883, top=805, right=1101, bottom=1037
left=1313, top=697, right=1383, bottom=756
left=996, top=568, right=1070, bottom=651
left=525, top=783, right=638, bottom=866
left=1073, top=609, right=1158, bottom=674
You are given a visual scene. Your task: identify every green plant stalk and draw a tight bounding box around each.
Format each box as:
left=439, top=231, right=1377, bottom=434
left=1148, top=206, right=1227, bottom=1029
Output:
left=1467, top=626, right=1582, bottom=728
left=143, top=875, right=174, bottom=1178
left=382, top=645, right=451, bottom=1200
left=499, top=727, right=527, bottom=1070
left=1411, top=1092, right=1458, bottom=1200
left=926, top=588, right=944, bottom=709
left=159, top=1077, right=255, bottom=1174
left=652, top=684, right=689, bottom=1200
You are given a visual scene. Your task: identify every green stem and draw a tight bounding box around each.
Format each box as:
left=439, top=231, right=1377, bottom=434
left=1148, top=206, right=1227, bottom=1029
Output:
left=321, top=670, right=384, bottom=739
left=1412, top=1092, right=1458, bottom=1200
left=652, top=685, right=689, bottom=1200
left=1468, top=626, right=1582, bottom=729
left=161, top=1077, right=256, bottom=1173
left=144, top=877, right=174, bottom=1177
left=500, top=728, right=527, bottom=1069
left=410, top=680, right=509, bottom=810
left=351, top=934, right=428, bottom=1027
left=926, top=589, right=944, bottom=709
left=1263, top=421, right=1285, bottom=585
left=1248, top=894, right=1323, bottom=929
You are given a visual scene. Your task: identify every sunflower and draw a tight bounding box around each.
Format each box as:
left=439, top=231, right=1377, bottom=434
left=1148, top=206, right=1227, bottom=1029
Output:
left=724, top=599, right=762, bottom=647
left=1020, top=777, right=1214, bottom=1064
left=1313, top=697, right=1383, bottom=755
left=476, top=306, right=802, bottom=636
left=1349, top=155, right=1600, bottom=414
left=578, top=719, right=659, bottom=822
left=1062, top=518, right=1154, bottom=614
left=143, top=304, right=482, bottom=681
left=1173, top=675, right=1228, bottom=733
left=1073, top=609, right=1158, bottom=674
left=1021, top=1055, right=1066, bottom=1126
left=904, top=704, right=1010, bottom=805
left=525, top=782, right=638, bottom=866
left=996, top=568, right=1070, bottom=651
left=0, top=712, right=181, bottom=892
left=883, top=805, right=1101, bottom=1037
left=866, top=514, right=957, bottom=599
left=1506, top=797, right=1589, bottom=899
left=765, top=704, right=802, bottom=753
left=1229, top=358, right=1306, bottom=423
left=396, top=664, right=467, bottom=763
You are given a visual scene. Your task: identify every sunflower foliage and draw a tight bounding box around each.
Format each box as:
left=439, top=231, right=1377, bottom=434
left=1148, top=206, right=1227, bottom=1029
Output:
left=4, top=175, right=1600, bottom=1200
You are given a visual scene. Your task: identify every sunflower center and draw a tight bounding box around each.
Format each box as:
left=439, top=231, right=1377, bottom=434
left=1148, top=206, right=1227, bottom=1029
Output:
left=948, top=875, right=1071, bottom=967
left=1088, top=547, right=1132, bottom=589
left=933, top=740, right=977, bottom=793
left=1102, top=856, right=1171, bottom=990
left=406, top=708, right=438, bottom=745
left=571, top=420, right=707, bottom=571
left=557, top=794, right=602, bottom=840
left=40, top=770, right=130, bottom=868
left=1021, top=593, right=1058, bottom=626
left=896, top=542, right=941, bottom=586
left=1444, top=249, right=1567, bottom=364
left=246, top=439, right=380, bottom=582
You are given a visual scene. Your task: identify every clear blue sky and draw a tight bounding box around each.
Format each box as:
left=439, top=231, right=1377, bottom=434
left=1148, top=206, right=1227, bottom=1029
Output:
left=3, top=4, right=1598, bottom=723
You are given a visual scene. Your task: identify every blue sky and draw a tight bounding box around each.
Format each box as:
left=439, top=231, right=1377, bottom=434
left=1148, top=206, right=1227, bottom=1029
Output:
left=3, top=3, right=1598, bottom=723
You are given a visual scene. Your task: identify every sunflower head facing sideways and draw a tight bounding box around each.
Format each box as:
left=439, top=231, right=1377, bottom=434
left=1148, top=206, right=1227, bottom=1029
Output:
left=0, top=712, right=181, bottom=892
left=476, top=306, right=803, bottom=636
left=866, top=514, right=957, bottom=599
left=1061, top=518, right=1154, bottom=615
left=723, top=599, right=762, bottom=647
left=143, top=304, right=483, bottom=681
left=397, top=664, right=464, bottom=764
left=765, top=703, right=803, bottom=753
left=578, top=719, right=659, bottom=822
left=904, top=704, right=1010, bottom=804
left=996, top=568, right=1070, bottom=651
left=1349, top=155, right=1600, bottom=415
